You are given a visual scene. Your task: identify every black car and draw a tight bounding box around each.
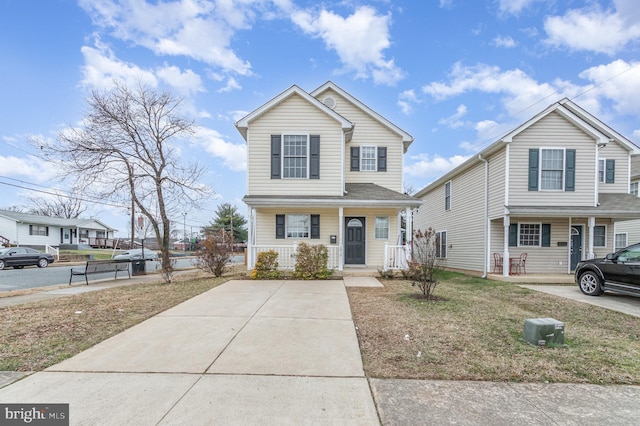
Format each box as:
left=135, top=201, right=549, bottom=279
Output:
left=0, top=247, right=55, bottom=270
left=575, top=243, right=640, bottom=296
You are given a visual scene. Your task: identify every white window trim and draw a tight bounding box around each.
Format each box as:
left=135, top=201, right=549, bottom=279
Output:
left=598, top=158, right=606, bottom=183
left=539, top=147, right=566, bottom=191
left=631, top=181, right=639, bottom=196
left=360, top=145, right=377, bottom=172
left=445, top=181, right=451, bottom=211
left=436, top=230, right=447, bottom=259
left=593, top=224, right=607, bottom=248
left=518, top=223, right=542, bottom=247
left=281, top=133, right=310, bottom=179
left=374, top=216, right=389, bottom=240
left=615, top=233, right=628, bottom=251
left=285, top=213, right=311, bottom=239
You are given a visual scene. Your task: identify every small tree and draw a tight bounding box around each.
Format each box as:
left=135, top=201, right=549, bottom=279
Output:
left=195, top=230, right=234, bottom=277
left=294, top=242, right=333, bottom=279
left=407, top=228, right=441, bottom=300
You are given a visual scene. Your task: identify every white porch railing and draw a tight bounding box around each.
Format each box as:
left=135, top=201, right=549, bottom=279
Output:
left=252, top=244, right=340, bottom=270
left=46, top=244, right=59, bottom=261
left=384, top=243, right=411, bottom=271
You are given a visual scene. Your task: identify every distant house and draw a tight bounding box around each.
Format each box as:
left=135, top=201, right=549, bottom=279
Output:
left=614, top=155, right=640, bottom=248
left=0, top=210, right=117, bottom=249
left=235, top=81, right=421, bottom=271
left=413, top=98, right=640, bottom=277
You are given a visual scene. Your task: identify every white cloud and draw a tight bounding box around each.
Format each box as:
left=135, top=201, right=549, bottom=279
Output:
left=578, top=60, right=640, bottom=117
left=217, top=76, right=242, bottom=93
left=291, top=6, right=405, bottom=85
left=496, top=0, right=539, bottom=16
left=192, top=126, right=246, bottom=172
left=544, top=4, right=640, bottom=55
left=1, top=155, right=59, bottom=183
left=79, top=0, right=254, bottom=75
left=397, top=89, right=420, bottom=115
left=438, top=104, right=469, bottom=129
left=493, top=35, right=516, bottom=48
left=80, top=39, right=158, bottom=89
left=439, top=0, right=453, bottom=9
left=404, top=153, right=469, bottom=179
left=156, top=65, right=203, bottom=96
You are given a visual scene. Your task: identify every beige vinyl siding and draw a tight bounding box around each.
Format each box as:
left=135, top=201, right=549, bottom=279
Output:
left=615, top=219, right=640, bottom=247
left=253, top=207, right=400, bottom=268
left=343, top=208, right=399, bottom=267
left=598, top=141, right=631, bottom=193
left=247, top=93, right=343, bottom=196
left=508, top=111, right=597, bottom=207
left=414, top=162, right=486, bottom=273
left=487, top=148, right=506, bottom=219
left=317, top=89, right=404, bottom=192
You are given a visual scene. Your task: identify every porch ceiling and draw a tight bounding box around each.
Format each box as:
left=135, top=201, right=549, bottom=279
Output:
left=243, top=183, right=421, bottom=209
left=507, top=193, right=640, bottom=219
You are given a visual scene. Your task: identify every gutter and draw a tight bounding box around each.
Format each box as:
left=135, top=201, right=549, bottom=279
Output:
left=479, top=154, right=489, bottom=279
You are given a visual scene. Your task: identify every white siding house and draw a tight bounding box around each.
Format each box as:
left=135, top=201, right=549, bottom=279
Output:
left=414, top=99, right=640, bottom=277
left=614, top=155, right=640, bottom=248
left=0, top=210, right=116, bottom=249
left=236, top=82, right=421, bottom=271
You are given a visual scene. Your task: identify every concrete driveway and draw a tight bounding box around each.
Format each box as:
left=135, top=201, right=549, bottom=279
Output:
left=521, top=284, right=640, bottom=318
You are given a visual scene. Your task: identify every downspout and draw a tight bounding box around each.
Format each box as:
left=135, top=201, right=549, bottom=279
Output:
left=479, top=154, right=489, bottom=278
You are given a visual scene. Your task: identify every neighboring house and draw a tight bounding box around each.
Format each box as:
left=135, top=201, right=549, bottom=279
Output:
left=0, top=210, right=117, bottom=249
left=235, top=81, right=421, bottom=271
left=614, top=154, right=640, bottom=248
left=413, top=98, right=640, bottom=277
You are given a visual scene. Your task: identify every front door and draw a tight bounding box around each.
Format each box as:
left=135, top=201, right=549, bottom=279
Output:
left=570, top=225, right=583, bottom=271
left=345, top=217, right=366, bottom=265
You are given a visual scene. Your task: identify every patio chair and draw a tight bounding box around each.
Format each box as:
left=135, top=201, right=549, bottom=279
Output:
left=516, top=253, right=527, bottom=275
left=492, top=253, right=503, bottom=274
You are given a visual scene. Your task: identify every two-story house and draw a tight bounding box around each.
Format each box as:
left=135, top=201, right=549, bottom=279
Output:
left=235, top=82, right=421, bottom=271
left=414, top=98, right=640, bottom=277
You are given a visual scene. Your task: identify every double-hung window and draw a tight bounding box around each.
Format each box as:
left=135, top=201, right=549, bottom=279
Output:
left=283, top=135, right=308, bottom=178
left=29, top=225, right=48, bottom=236
left=631, top=181, right=639, bottom=196
left=286, top=214, right=310, bottom=238
left=540, top=149, right=564, bottom=190
left=615, top=233, right=628, bottom=250
left=444, top=181, right=451, bottom=211
left=374, top=216, right=389, bottom=240
left=593, top=225, right=606, bottom=247
left=360, top=146, right=377, bottom=171
left=598, top=159, right=606, bottom=183
left=435, top=231, right=447, bottom=258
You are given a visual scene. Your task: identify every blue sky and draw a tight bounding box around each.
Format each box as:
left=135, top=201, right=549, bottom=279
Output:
left=2, top=0, right=640, bottom=236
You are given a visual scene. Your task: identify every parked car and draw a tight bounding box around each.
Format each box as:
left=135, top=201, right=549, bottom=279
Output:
left=0, top=247, right=55, bottom=270
left=575, top=243, right=640, bottom=297
left=112, top=248, right=159, bottom=260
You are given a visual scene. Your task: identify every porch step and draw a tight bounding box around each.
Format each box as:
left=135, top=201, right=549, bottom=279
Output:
left=340, top=267, right=379, bottom=277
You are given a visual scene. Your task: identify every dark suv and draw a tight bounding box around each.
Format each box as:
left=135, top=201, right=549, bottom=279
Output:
left=575, top=243, right=640, bottom=297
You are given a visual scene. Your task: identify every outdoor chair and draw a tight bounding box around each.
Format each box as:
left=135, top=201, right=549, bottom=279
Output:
left=516, top=253, right=527, bottom=275
left=492, top=253, right=503, bottom=274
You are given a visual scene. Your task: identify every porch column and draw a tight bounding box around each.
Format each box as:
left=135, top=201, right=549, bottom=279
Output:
left=587, top=216, right=595, bottom=259
left=503, top=215, right=510, bottom=277
left=405, top=207, right=413, bottom=245
left=247, top=207, right=255, bottom=269
left=338, top=207, right=344, bottom=271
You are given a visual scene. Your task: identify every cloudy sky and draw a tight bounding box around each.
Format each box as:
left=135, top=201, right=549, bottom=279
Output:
left=2, top=0, right=640, bottom=236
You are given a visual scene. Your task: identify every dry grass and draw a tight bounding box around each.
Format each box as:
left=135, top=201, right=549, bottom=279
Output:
left=347, top=271, right=640, bottom=385
left=0, top=273, right=232, bottom=371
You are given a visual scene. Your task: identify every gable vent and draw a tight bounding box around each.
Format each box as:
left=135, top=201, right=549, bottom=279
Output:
left=323, top=96, right=336, bottom=109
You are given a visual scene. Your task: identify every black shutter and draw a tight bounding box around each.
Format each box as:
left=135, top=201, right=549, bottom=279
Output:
left=509, top=224, right=518, bottom=247
left=377, top=147, right=387, bottom=172
left=271, top=135, right=281, bottom=179
left=45, top=226, right=49, bottom=237
left=275, top=214, right=285, bottom=239
left=528, top=149, right=539, bottom=191
left=310, top=135, right=320, bottom=179
left=565, top=149, right=575, bottom=191
left=350, top=146, right=360, bottom=171
left=541, top=224, right=551, bottom=247
left=310, top=214, right=320, bottom=239
left=29, top=225, right=33, bottom=236
left=606, top=159, right=615, bottom=183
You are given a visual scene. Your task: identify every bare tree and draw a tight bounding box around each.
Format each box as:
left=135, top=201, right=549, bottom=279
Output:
left=37, top=81, right=212, bottom=282
left=28, top=192, right=87, bottom=218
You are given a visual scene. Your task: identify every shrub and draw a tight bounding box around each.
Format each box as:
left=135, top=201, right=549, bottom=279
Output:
left=378, top=269, right=395, bottom=279
left=406, top=227, right=441, bottom=299
left=250, top=250, right=282, bottom=279
left=293, top=242, right=333, bottom=279
left=195, top=230, right=234, bottom=277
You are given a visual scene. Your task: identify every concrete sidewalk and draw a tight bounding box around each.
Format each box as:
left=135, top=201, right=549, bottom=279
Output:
left=0, top=279, right=379, bottom=425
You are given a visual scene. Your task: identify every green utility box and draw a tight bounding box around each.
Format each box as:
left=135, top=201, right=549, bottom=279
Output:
left=523, top=318, right=565, bottom=346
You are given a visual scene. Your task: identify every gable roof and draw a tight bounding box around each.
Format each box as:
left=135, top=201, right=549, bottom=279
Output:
left=0, top=210, right=116, bottom=231
left=311, top=81, right=415, bottom=152
left=234, top=84, right=354, bottom=141
left=415, top=98, right=640, bottom=198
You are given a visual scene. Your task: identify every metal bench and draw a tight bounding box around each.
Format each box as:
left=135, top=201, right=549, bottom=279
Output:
left=69, top=259, right=131, bottom=285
